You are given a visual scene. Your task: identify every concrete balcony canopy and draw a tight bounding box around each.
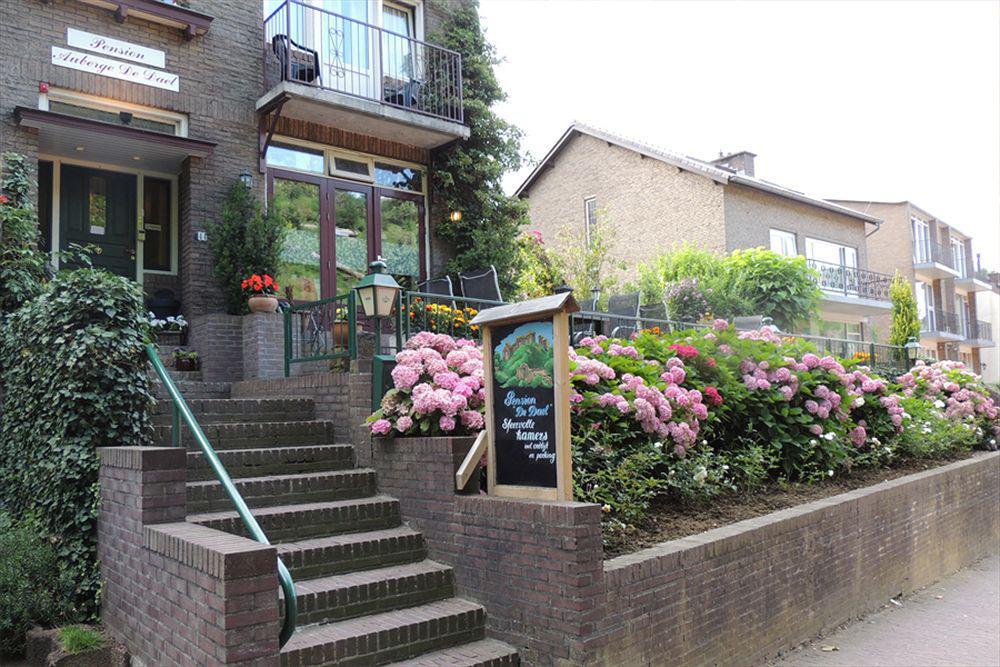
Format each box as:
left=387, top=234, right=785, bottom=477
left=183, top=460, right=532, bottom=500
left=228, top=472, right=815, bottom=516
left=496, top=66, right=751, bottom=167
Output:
left=808, top=259, right=892, bottom=318
left=920, top=309, right=966, bottom=343
left=961, top=320, right=995, bottom=349
left=260, top=0, right=469, bottom=150
left=913, top=239, right=959, bottom=281
left=954, top=267, right=993, bottom=294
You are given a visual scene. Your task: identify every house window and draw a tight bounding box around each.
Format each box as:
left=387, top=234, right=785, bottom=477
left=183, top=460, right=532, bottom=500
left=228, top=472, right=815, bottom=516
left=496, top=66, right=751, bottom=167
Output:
left=143, top=178, right=172, bottom=272
left=584, top=197, right=597, bottom=243
left=806, top=237, right=857, bottom=268
left=331, top=151, right=374, bottom=181
left=43, top=88, right=187, bottom=136
left=88, top=176, right=107, bottom=236
left=769, top=229, right=797, bottom=257
left=266, top=143, right=325, bottom=174
left=375, top=162, right=423, bottom=192
left=911, top=216, right=930, bottom=262
left=951, top=238, right=967, bottom=276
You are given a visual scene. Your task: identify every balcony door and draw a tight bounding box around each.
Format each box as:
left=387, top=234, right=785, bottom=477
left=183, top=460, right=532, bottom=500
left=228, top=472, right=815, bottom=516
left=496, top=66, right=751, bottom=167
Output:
left=912, top=217, right=930, bottom=263
left=806, top=237, right=858, bottom=295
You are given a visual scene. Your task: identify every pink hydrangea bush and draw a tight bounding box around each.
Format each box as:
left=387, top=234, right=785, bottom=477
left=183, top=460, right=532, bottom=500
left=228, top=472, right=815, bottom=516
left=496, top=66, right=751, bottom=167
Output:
left=367, top=332, right=486, bottom=437
left=897, top=360, right=999, bottom=439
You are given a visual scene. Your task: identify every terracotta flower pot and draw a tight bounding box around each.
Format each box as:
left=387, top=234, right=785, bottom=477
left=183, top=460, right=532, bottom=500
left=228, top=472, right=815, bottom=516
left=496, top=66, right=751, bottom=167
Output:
left=248, top=295, right=279, bottom=313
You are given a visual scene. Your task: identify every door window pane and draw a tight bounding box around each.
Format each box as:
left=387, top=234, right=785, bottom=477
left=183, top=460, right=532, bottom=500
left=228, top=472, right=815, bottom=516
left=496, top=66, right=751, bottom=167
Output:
left=380, top=196, right=419, bottom=289
left=88, top=176, right=107, bottom=235
left=272, top=179, right=322, bottom=302
left=770, top=229, right=797, bottom=257
left=143, top=178, right=171, bottom=271
left=382, top=3, right=415, bottom=81
left=335, top=190, right=369, bottom=294
left=266, top=143, right=324, bottom=174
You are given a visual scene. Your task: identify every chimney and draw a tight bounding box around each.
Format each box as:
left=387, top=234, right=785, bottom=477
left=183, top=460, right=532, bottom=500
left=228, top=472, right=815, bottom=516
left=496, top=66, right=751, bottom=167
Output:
left=710, top=151, right=757, bottom=177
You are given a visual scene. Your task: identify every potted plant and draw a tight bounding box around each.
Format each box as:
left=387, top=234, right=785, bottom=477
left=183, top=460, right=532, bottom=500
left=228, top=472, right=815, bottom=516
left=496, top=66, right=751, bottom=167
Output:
left=242, top=274, right=280, bottom=313
left=367, top=331, right=486, bottom=492
left=148, top=313, right=188, bottom=346
left=172, top=349, right=200, bottom=372
left=331, top=304, right=350, bottom=349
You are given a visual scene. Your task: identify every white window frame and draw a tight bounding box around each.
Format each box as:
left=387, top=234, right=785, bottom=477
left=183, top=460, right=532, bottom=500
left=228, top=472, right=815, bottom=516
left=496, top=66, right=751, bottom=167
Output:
left=805, top=237, right=858, bottom=268
left=951, top=237, right=967, bottom=276
left=584, top=196, right=597, bottom=244
left=769, top=228, right=797, bottom=257
left=911, top=216, right=930, bottom=263
left=39, top=87, right=188, bottom=137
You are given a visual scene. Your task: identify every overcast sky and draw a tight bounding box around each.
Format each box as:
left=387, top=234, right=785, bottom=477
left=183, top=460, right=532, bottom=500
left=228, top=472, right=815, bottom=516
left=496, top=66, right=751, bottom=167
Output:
left=479, top=0, right=1000, bottom=269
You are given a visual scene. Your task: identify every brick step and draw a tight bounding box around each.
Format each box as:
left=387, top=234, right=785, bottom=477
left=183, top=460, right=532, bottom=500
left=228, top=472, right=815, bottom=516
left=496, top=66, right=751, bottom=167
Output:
left=186, top=469, right=377, bottom=513
left=279, top=598, right=486, bottom=666
left=286, top=560, right=454, bottom=626
left=153, top=381, right=231, bottom=400
left=186, top=445, right=355, bottom=481
left=150, top=368, right=203, bottom=383
left=387, top=639, right=520, bottom=666
left=155, top=420, right=334, bottom=450
left=187, top=496, right=401, bottom=543
left=152, top=398, right=314, bottom=424
left=276, top=527, right=427, bottom=580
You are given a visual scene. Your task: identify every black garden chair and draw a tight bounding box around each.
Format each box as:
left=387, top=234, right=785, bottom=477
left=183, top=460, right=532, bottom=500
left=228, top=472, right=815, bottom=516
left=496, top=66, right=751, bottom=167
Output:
left=459, top=266, right=503, bottom=303
left=607, top=292, right=640, bottom=338
left=272, top=34, right=320, bottom=85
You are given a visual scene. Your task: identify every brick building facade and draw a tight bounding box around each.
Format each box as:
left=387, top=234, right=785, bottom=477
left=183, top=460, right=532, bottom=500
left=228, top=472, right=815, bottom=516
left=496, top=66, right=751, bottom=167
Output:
left=516, top=124, right=893, bottom=342
left=1, top=0, right=468, bottom=375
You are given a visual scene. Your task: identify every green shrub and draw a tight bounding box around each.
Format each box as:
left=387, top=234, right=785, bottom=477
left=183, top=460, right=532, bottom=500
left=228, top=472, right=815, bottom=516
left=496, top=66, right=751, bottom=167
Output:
left=0, top=512, right=74, bottom=657
left=889, top=270, right=921, bottom=345
left=664, top=278, right=711, bottom=323
left=58, top=626, right=105, bottom=654
left=513, top=230, right=559, bottom=300
left=0, top=268, right=153, bottom=618
left=0, top=152, right=48, bottom=315
left=720, top=247, right=822, bottom=331
left=207, top=180, right=285, bottom=314
left=549, top=218, right=625, bottom=305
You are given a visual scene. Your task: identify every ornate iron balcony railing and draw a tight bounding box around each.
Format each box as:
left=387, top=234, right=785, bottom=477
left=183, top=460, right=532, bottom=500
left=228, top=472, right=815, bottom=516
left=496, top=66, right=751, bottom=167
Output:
left=806, top=259, right=892, bottom=302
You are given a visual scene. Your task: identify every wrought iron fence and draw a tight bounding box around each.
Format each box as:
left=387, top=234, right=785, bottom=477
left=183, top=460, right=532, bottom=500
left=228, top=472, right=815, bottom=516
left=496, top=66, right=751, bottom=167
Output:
left=971, top=320, right=993, bottom=341
left=283, top=291, right=356, bottom=377
left=806, top=259, right=892, bottom=301
left=264, top=0, right=463, bottom=123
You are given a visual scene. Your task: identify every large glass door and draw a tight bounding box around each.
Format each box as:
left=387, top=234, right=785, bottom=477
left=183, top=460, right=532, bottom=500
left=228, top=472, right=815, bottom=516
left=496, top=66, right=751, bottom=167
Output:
left=332, top=180, right=373, bottom=295
left=377, top=190, right=422, bottom=290
left=268, top=170, right=331, bottom=302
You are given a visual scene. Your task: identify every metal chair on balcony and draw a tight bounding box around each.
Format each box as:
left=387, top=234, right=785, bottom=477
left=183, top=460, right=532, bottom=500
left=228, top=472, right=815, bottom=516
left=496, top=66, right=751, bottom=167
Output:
left=459, top=266, right=503, bottom=303
left=607, top=292, right=640, bottom=338
left=272, top=34, right=320, bottom=85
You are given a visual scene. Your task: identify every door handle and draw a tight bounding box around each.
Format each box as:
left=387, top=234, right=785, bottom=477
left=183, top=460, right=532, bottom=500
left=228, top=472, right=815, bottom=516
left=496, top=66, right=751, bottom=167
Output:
left=128, top=248, right=136, bottom=260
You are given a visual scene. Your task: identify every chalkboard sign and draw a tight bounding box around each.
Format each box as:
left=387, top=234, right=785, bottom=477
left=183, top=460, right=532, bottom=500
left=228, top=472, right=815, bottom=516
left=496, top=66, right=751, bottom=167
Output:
left=471, top=292, right=578, bottom=502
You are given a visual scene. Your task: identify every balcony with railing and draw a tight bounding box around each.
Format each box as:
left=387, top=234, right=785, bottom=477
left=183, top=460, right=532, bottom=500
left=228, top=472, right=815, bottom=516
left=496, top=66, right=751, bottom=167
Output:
left=955, top=260, right=993, bottom=293
left=963, top=319, right=994, bottom=347
left=920, top=308, right=965, bottom=341
left=912, top=238, right=959, bottom=280
left=806, top=259, right=892, bottom=316
left=260, top=0, right=468, bottom=149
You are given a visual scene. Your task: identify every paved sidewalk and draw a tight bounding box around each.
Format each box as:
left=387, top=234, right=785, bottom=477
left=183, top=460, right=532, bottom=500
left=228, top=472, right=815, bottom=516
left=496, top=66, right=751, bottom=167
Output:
left=772, top=554, right=1000, bottom=667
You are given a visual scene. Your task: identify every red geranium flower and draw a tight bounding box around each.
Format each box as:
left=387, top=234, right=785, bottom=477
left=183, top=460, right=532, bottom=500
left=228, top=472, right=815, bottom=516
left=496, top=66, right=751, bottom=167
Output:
left=704, top=386, right=723, bottom=406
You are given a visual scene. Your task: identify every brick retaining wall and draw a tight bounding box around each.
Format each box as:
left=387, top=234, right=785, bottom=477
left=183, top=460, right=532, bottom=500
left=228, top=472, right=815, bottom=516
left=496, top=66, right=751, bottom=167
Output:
left=98, top=447, right=279, bottom=666
left=371, top=439, right=1000, bottom=667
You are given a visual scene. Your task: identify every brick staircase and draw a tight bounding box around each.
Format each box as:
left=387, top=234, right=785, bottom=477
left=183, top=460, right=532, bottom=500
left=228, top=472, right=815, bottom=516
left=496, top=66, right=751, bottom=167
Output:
left=152, top=380, right=518, bottom=666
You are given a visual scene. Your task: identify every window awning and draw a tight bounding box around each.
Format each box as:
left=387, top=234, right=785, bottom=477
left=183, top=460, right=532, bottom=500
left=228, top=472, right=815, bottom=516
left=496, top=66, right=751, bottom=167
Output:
left=14, top=107, right=215, bottom=173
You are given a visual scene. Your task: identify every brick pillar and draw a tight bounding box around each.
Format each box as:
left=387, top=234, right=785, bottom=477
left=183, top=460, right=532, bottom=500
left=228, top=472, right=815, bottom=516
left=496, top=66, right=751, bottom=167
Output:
left=189, top=313, right=244, bottom=383
left=99, top=447, right=279, bottom=666
left=242, top=312, right=285, bottom=380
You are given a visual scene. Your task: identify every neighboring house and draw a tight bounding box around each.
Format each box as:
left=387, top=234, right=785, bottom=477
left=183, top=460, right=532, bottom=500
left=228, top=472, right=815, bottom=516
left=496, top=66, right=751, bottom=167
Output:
left=0, top=0, right=468, bottom=379
left=829, top=200, right=997, bottom=375
left=516, top=123, right=890, bottom=341
left=975, top=277, right=1000, bottom=384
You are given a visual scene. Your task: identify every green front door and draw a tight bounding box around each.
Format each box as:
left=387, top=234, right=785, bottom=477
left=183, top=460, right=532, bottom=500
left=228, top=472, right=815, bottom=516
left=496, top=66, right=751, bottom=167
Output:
left=60, top=165, right=137, bottom=278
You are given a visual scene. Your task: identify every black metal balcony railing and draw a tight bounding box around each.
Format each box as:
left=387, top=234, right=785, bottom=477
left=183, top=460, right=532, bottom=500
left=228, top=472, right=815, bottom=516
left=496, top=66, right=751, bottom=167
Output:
left=264, top=0, right=463, bottom=123
left=970, top=320, right=993, bottom=341
left=806, top=259, right=892, bottom=301
left=912, top=239, right=955, bottom=269
left=921, top=308, right=964, bottom=336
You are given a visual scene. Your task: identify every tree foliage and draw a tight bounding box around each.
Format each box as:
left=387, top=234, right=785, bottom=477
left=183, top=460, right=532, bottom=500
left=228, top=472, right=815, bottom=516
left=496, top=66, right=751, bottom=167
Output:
left=889, top=270, right=921, bottom=345
left=429, top=0, right=528, bottom=296
left=0, top=152, right=48, bottom=315
left=0, top=269, right=153, bottom=619
left=207, top=180, right=285, bottom=314
left=548, top=219, right=625, bottom=305
left=720, top=248, right=822, bottom=331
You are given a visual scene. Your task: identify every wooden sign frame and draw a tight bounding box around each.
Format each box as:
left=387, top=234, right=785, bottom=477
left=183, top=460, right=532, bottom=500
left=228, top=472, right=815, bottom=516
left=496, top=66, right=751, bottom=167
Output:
left=471, top=293, right=579, bottom=502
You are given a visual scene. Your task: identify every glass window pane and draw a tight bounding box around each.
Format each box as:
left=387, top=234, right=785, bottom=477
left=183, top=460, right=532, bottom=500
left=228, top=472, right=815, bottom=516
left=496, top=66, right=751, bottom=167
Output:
left=49, top=100, right=177, bottom=135
left=806, top=237, right=855, bottom=266
left=143, top=178, right=171, bottom=271
left=770, top=229, right=796, bottom=257
left=333, top=156, right=371, bottom=178
left=335, top=190, right=369, bottom=294
left=380, top=196, right=419, bottom=289
left=266, top=143, right=325, bottom=174
left=272, top=179, right=322, bottom=302
left=375, top=162, right=422, bottom=191
left=88, top=176, right=107, bottom=235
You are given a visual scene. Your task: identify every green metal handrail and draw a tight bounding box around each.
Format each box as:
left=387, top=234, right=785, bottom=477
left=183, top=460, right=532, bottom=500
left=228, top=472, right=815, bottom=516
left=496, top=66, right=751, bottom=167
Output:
left=146, top=344, right=298, bottom=647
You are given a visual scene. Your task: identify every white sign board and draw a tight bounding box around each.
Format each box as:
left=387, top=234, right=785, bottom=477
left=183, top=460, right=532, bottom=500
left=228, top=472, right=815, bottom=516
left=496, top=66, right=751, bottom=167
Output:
left=66, top=28, right=166, bottom=68
left=51, top=47, right=179, bottom=92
